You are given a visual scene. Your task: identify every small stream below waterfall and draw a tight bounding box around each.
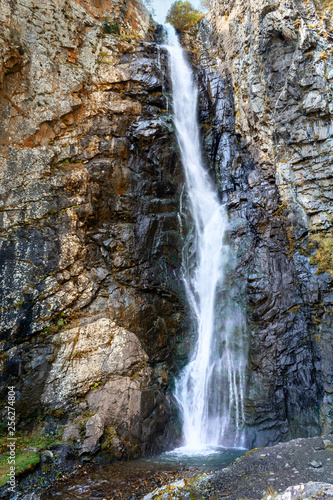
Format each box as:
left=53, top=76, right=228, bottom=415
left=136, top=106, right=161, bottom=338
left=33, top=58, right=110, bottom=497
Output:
left=40, top=449, right=245, bottom=499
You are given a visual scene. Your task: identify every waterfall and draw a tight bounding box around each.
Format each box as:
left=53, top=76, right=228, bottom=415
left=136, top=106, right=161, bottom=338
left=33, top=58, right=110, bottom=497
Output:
left=165, top=26, right=247, bottom=450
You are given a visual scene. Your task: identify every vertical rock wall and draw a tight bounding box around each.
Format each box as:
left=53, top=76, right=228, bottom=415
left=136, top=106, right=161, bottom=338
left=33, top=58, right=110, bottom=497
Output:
left=1, top=0, right=332, bottom=458
left=187, top=0, right=333, bottom=446
left=0, top=0, right=187, bottom=457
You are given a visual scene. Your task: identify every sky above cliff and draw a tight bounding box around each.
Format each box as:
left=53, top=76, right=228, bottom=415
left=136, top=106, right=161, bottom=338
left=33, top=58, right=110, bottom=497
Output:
left=151, top=0, right=202, bottom=24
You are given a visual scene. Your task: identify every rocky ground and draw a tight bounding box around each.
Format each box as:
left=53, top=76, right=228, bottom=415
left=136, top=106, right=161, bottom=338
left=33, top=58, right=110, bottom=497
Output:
left=205, top=435, right=333, bottom=499
left=2, top=435, right=332, bottom=499
left=140, top=435, right=333, bottom=499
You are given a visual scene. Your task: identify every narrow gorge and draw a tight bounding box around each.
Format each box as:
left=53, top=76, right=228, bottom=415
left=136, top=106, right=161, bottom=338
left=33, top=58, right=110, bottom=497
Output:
left=0, top=0, right=332, bottom=497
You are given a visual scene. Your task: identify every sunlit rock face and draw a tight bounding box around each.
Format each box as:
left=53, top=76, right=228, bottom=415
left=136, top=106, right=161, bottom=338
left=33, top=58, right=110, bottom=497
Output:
left=182, top=0, right=333, bottom=446
left=0, top=0, right=188, bottom=457
left=41, top=318, right=170, bottom=457
left=1, top=0, right=332, bottom=459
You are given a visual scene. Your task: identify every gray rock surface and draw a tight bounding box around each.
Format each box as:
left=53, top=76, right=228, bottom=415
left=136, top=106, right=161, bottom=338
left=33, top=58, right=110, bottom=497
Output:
left=275, top=481, right=333, bottom=499
left=182, top=0, right=333, bottom=446
left=205, top=435, right=333, bottom=499
left=1, top=0, right=333, bottom=467
left=0, top=0, right=185, bottom=459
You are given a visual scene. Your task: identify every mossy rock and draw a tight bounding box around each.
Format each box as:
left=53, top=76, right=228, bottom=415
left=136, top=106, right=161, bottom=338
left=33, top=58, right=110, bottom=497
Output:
left=0, top=451, right=40, bottom=487
left=309, top=233, right=333, bottom=276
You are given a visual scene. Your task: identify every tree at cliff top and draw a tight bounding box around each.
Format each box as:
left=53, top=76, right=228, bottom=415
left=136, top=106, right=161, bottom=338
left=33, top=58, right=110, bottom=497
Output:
left=166, top=1, right=204, bottom=31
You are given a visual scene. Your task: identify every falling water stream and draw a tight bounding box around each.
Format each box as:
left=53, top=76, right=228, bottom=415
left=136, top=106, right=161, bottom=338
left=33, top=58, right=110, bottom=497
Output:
left=38, top=26, right=249, bottom=500
left=165, top=26, right=248, bottom=452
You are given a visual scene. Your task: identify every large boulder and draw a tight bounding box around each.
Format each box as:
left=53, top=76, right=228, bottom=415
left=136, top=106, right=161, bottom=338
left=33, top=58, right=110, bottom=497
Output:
left=42, top=318, right=171, bottom=457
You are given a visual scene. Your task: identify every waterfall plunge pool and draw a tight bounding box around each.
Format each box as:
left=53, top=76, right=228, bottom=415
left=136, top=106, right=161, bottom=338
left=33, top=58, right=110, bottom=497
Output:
left=40, top=447, right=246, bottom=499
left=154, top=445, right=246, bottom=468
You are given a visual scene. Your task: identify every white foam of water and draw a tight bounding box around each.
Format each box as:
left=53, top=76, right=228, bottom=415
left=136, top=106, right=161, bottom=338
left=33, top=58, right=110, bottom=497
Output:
left=165, top=25, right=248, bottom=450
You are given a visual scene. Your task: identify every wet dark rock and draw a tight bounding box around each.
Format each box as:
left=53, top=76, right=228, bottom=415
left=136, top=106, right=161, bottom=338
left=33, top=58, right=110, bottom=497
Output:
left=180, top=0, right=333, bottom=447
left=0, top=0, right=186, bottom=464
left=0, top=0, right=333, bottom=490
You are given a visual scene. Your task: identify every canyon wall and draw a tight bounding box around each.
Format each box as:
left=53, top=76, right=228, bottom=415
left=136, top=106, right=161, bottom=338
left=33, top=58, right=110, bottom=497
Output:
left=0, top=0, right=188, bottom=458
left=0, top=0, right=332, bottom=460
left=188, top=0, right=333, bottom=446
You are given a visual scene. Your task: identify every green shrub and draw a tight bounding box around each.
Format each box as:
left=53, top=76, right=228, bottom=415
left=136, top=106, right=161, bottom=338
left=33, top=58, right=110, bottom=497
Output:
left=103, top=21, right=120, bottom=35
left=166, top=1, right=204, bottom=31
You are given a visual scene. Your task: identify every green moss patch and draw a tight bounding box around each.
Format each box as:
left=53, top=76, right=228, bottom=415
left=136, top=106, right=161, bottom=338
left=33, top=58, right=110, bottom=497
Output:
left=0, top=430, right=61, bottom=487
left=309, top=233, right=333, bottom=276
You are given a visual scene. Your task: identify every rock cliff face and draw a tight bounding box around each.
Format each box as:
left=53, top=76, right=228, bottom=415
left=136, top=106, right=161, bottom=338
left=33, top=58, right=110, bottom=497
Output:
left=0, top=0, right=332, bottom=459
left=187, top=0, right=333, bottom=446
left=0, top=0, right=187, bottom=457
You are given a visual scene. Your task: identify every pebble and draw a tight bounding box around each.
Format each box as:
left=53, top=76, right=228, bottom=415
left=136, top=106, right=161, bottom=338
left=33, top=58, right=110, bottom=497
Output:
left=309, top=460, right=323, bottom=468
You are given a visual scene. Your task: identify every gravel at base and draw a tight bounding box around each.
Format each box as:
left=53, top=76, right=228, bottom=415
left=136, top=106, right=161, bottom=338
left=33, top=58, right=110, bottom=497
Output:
left=202, top=435, right=333, bottom=499
left=5, top=436, right=333, bottom=499
left=275, top=481, right=333, bottom=499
